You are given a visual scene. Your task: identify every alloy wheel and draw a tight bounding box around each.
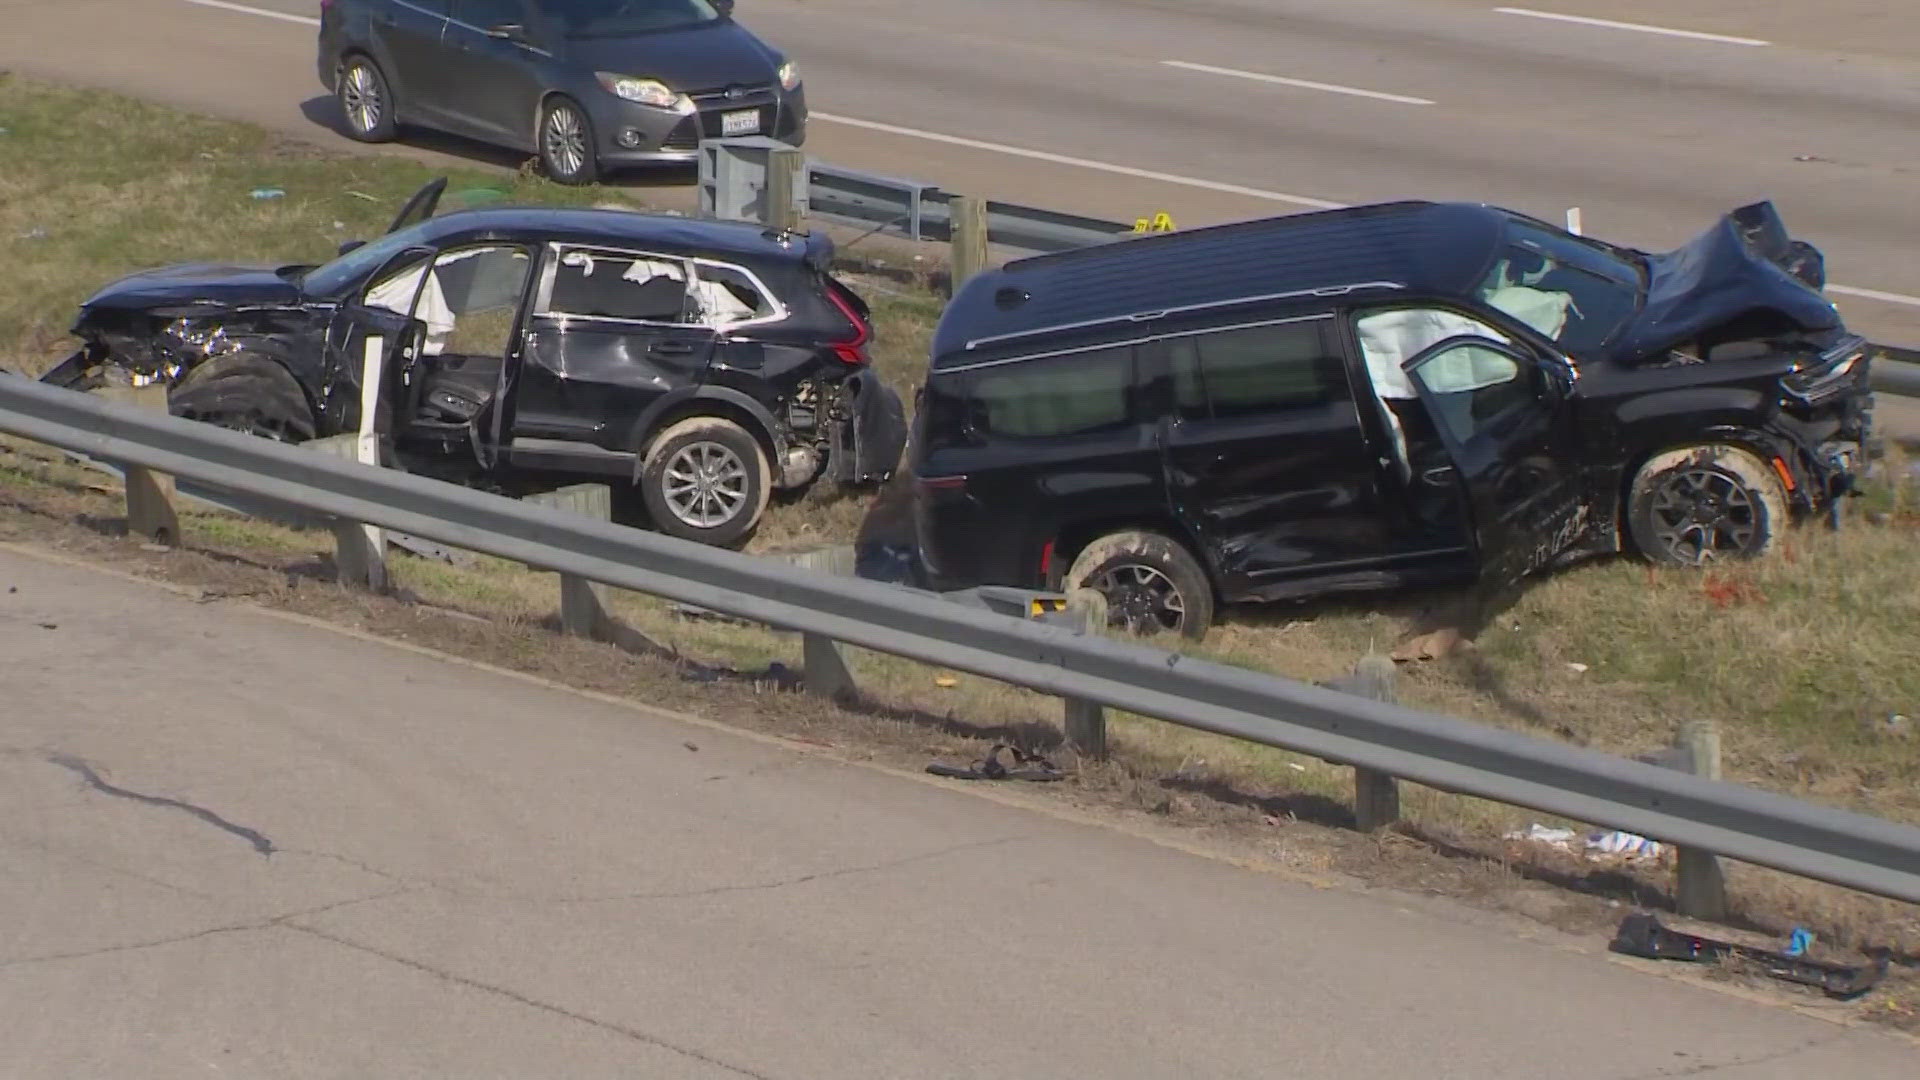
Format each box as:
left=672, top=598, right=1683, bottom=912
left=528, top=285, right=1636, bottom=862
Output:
left=342, top=64, right=383, bottom=135
left=1647, top=467, right=1760, bottom=564
left=1088, top=562, right=1188, bottom=635
left=543, top=105, right=589, bottom=180
left=662, top=441, right=750, bottom=529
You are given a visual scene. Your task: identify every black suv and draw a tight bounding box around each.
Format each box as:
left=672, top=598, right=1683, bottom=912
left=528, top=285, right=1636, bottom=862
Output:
left=318, top=0, right=804, bottom=185
left=909, top=200, right=1871, bottom=638
left=43, top=180, right=905, bottom=547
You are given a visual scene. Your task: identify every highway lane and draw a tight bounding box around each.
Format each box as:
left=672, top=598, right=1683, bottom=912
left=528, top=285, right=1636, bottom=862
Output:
left=1, top=0, right=1916, bottom=350
left=4, top=545, right=1920, bottom=1076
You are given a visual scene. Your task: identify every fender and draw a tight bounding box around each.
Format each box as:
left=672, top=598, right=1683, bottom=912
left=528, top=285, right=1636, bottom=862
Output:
left=626, top=385, right=787, bottom=467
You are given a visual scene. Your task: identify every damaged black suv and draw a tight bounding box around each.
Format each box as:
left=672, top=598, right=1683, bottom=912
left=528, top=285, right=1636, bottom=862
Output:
left=910, top=200, right=1871, bottom=637
left=43, top=180, right=906, bottom=546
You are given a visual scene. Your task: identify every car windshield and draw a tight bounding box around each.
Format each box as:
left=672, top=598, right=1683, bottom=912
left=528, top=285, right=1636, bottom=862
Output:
left=535, top=0, right=721, bottom=37
left=299, top=223, right=438, bottom=298
left=1475, top=218, right=1645, bottom=357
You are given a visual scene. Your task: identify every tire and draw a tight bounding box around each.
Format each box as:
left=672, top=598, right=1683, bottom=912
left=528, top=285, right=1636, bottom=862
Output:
left=168, top=353, right=318, bottom=444
left=1061, top=530, right=1214, bottom=641
left=639, top=417, right=771, bottom=547
left=337, top=55, right=398, bottom=143
left=538, top=97, right=599, bottom=186
left=1625, top=445, right=1788, bottom=566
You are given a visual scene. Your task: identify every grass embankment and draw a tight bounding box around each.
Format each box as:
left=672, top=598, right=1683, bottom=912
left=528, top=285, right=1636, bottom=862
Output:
left=2, top=74, right=1916, bottom=1019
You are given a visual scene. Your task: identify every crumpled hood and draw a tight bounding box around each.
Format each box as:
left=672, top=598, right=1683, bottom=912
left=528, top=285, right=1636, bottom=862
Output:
left=562, top=22, right=782, bottom=91
left=79, top=263, right=303, bottom=314
left=1608, top=202, right=1840, bottom=362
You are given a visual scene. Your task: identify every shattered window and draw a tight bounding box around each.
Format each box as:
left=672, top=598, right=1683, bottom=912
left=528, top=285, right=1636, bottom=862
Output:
left=545, top=248, right=693, bottom=324
left=1477, top=219, right=1643, bottom=356
left=1408, top=342, right=1533, bottom=444
left=1169, top=320, right=1346, bottom=421
left=966, top=346, right=1134, bottom=439
left=692, top=264, right=776, bottom=327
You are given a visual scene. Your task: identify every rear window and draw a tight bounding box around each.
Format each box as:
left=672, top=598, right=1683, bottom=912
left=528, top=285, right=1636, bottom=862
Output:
left=958, top=345, right=1136, bottom=439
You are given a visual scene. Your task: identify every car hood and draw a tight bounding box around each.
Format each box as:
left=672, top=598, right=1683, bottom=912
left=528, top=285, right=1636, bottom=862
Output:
left=562, top=22, right=781, bottom=91
left=1607, top=202, right=1840, bottom=362
left=79, top=263, right=304, bottom=314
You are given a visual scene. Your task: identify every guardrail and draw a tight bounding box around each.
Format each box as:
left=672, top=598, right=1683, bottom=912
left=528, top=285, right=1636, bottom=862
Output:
left=3, top=372, right=1919, bottom=910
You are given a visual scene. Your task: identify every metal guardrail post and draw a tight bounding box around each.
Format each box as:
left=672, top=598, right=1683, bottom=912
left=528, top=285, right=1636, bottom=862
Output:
left=949, top=196, right=989, bottom=289
left=95, top=385, right=180, bottom=546
left=305, top=434, right=390, bottom=593
left=803, top=633, right=857, bottom=701
left=1675, top=719, right=1730, bottom=919
left=767, top=147, right=805, bottom=234
left=522, top=484, right=614, bottom=639
left=1063, top=588, right=1109, bottom=759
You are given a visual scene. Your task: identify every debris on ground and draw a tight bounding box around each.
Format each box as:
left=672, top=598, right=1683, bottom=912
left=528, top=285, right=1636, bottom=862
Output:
left=1566, top=662, right=1590, bottom=674
left=926, top=744, right=1064, bottom=782
left=249, top=187, right=286, bottom=200
left=1505, top=823, right=1665, bottom=861
left=1391, top=627, right=1467, bottom=662
left=18, top=228, right=47, bottom=241
left=1609, top=912, right=1888, bottom=999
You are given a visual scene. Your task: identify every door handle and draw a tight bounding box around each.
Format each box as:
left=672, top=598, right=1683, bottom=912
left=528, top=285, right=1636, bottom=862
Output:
left=1421, top=465, right=1457, bottom=486
left=650, top=341, right=696, bottom=356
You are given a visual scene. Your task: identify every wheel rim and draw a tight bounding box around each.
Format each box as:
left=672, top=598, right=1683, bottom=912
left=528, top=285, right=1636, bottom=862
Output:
left=181, top=409, right=296, bottom=443
left=1648, top=467, right=1760, bottom=564
left=342, top=64, right=382, bottom=134
left=543, top=105, right=588, bottom=178
left=663, top=441, right=749, bottom=529
left=1088, top=562, right=1187, bottom=635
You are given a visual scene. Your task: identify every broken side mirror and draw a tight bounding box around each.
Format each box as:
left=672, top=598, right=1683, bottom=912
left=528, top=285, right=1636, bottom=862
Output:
left=338, top=239, right=366, bottom=257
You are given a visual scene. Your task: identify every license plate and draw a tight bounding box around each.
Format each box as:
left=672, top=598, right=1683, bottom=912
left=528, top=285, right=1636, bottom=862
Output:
left=720, top=108, right=761, bottom=136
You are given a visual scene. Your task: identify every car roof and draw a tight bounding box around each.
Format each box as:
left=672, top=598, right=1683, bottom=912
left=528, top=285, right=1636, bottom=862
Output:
left=929, top=200, right=1510, bottom=367
left=414, top=205, right=832, bottom=266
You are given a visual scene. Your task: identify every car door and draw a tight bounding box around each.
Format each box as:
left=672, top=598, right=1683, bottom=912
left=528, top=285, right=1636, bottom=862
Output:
left=370, top=0, right=454, bottom=122
left=1154, top=312, right=1432, bottom=598
left=443, top=0, right=547, bottom=146
left=1400, top=335, right=1584, bottom=590
left=509, top=243, right=718, bottom=467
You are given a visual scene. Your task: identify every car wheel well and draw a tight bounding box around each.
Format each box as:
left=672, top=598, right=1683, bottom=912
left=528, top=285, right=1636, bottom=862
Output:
left=1617, top=436, right=1788, bottom=532
left=1049, top=515, right=1212, bottom=594
left=640, top=400, right=777, bottom=474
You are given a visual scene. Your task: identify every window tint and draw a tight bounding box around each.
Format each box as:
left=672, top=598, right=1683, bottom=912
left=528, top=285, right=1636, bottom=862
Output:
left=1169, top=320, right=1346, bottom=421
left=1408, top=343, right=1533, bottom=443
left=454, top=0, right=526, bottom=28
left=966, top=346, right=1134, bottom=439
left=692, top=264, right=776, bottom=327
left=545, top=248, right=692, bottom=324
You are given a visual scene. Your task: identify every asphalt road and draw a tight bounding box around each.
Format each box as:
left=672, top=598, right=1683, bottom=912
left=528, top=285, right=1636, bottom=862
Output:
left=2, top=545, right=1917, bottom=1076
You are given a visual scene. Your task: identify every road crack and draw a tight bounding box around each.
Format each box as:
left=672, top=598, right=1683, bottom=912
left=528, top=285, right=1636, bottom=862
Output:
left=282, top=924, right=777, bottom=1079
left=47, top=753, right=273, bottom=856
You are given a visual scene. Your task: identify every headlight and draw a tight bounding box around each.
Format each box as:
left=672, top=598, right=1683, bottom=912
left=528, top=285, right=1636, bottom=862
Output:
left=778, top=61, right=800, bottom=91
left=595, top=73, right=693, bottom=114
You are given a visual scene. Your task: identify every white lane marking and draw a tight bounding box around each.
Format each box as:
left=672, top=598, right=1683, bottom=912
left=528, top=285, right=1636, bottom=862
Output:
left=185, top=0, right=319, bottom=26
left=811, top=113, right=1347, bottom=210
left=1160, top=60, right=1435, bottom=106
left=1830, top=284, right=1920, bottom=309
left=1493, top=8, right=1768, bottom=47
left=173, top=0, right=1920, bottom=311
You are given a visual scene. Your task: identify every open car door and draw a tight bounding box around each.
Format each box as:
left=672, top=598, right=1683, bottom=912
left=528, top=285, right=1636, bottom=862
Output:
left=385, top=177, right=448, bottom=236
left=1402, top=335, right=1585, bottom=590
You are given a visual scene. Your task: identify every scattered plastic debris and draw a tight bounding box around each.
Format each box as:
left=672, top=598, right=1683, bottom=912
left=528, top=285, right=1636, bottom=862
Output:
left=934, top=675, right=958, bottom=688
left=1566, top=662, right=1589, bottom=674
left=927, top=744, right=1064, bottom=782
left=1506, top=823, right=1664, bottom=861
left=250, top=187, right=286, bottom=200
left=346, top=190, right=379, bottom=202
left=1507, top=823, right=1579, bottom=849
left=1610, top=913, right=1887, bottom=999
left=17, top=228, right=47, bottom=241
left=1784, top=927, right=1815, bottom=958
left=1286, top=762, right=1307, bottom=772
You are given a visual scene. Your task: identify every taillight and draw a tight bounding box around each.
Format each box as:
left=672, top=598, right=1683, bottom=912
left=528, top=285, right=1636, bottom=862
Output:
left=824, top=283, right=870, bottom=365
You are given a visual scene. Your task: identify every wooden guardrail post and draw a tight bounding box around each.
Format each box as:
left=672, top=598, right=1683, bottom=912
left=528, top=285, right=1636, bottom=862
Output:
left=96, top=385, right=180, bottom=546
left=1675, top=719, right=1730, bottom=920
left=305, top=434, right=389, bottom=593
left=1343, top=655, right=1402, bottom=832
left=949, top=195, right=989, bottom=289
left=766, top=146, right=805, bottom=234
left=1063, top=588, right=1109, bottom=760
left=521, top=484, right=613, bottom=639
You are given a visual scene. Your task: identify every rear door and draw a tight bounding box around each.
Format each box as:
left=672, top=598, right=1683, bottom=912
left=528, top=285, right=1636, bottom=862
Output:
left=371, top=0, right=454, bottom=122
left=512, top=244, right=717, bottom=458
left=1401, top=335, right=1584, bottom=588
left=1154, top=313, right=1423, bottom=597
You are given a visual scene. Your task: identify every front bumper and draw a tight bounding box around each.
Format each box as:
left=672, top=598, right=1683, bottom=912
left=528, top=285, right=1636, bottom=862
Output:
left=582, top=84, right=808, bottom=165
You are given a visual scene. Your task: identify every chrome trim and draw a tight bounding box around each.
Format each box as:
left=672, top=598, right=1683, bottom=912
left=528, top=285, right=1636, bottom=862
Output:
left=961, top=281, right=1404, bottom=351
left=940, top=313, right=1335, bottom=374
